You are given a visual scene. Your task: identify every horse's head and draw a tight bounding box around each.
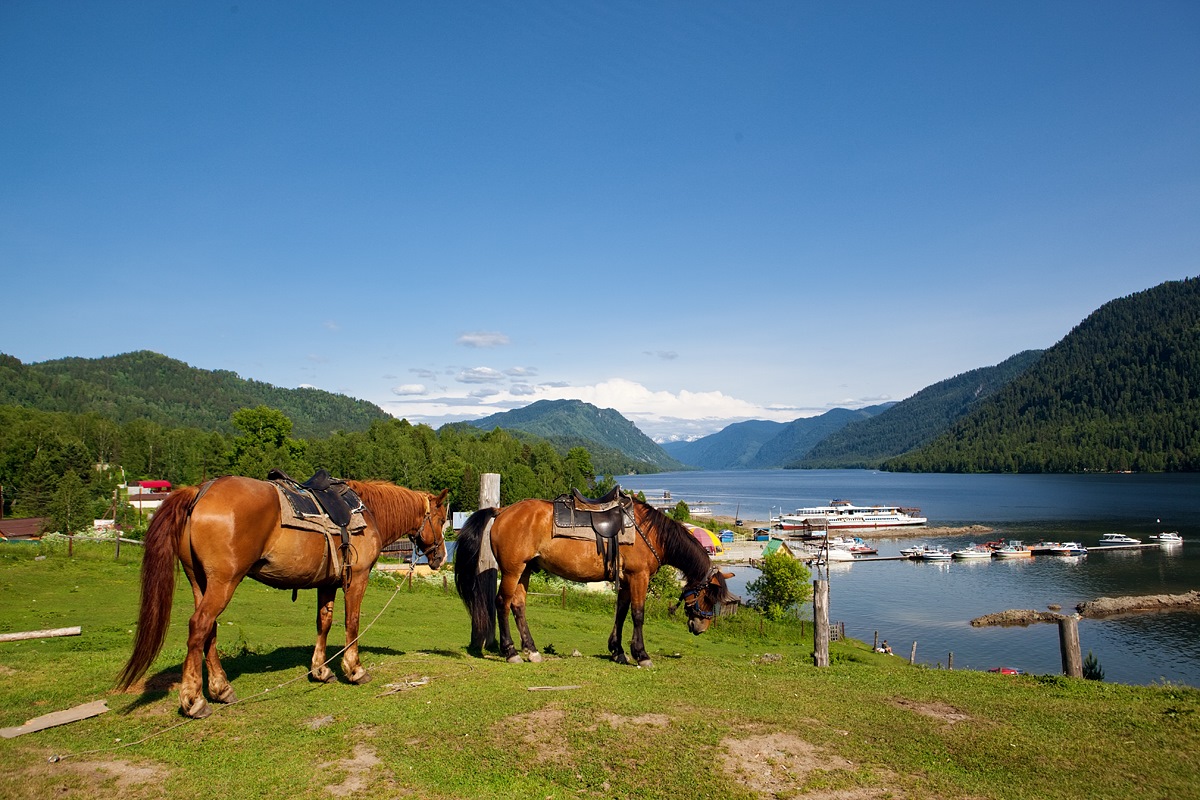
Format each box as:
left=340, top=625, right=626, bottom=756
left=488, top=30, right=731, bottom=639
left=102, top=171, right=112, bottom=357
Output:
left=412, top=488, right=450, bottom=569
left=680, top=568, right=736, bottom=635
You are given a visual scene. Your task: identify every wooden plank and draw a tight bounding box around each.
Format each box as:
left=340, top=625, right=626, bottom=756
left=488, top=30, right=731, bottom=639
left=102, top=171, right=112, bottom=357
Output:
left=0, top=626, right=82, bottom=643
left=0, top=700, right=109, bottom=738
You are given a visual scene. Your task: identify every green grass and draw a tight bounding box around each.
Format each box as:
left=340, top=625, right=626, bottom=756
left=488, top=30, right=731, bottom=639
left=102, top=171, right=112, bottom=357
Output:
left=1, top=540, right=1198, bottom=799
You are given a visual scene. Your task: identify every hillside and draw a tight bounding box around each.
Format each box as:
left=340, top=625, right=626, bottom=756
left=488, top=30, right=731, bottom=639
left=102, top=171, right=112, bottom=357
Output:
left=748, top=405, right=893, bottom=468
left=662, top=419, right=785, bottom=469
left=466, top=398, right=685, bottom=474
left=887, top=277, right=1200, bottom=472
left=792, top=350, right=1044, bottom=469
left=0, top=350, right=390, bottom=439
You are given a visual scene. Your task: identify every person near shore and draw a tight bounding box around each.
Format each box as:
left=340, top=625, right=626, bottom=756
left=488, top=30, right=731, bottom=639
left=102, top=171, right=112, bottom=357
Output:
left=877, top=640, right=893, bottom=655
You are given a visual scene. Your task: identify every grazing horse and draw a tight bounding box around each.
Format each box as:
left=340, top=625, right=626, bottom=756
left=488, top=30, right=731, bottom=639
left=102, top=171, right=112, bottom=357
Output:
left=454, top=494, right=734, bottom=666
left=117, top=475, right=449, bottom=718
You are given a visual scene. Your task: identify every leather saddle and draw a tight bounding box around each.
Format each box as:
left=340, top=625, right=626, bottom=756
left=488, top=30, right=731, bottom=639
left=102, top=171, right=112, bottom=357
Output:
left=267, top=468, right=364, bottom=550
left=552, top=486, right=634, bottom=581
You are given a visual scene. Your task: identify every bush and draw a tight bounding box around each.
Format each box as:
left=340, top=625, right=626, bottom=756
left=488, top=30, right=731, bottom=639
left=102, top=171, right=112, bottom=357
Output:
left=747, top=551, right=812, bottom=621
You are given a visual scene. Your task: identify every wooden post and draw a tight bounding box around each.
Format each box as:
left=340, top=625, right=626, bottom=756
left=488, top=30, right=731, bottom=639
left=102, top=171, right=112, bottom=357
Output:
left=909, top=641, right=918, bottom=665
left=1059, top=615, right=1083, bottom=677
left=813, top=579, right=830, bottom=667
left=873, top=631, right=878, bottom=651
left=480, top=473, right=500, bottom=510
left=948, top=652, right=954, bottom=670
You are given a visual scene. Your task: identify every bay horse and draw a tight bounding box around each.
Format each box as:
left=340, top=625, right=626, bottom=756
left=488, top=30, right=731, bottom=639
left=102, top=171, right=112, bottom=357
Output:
left=116, top=475, right=449, bottom=718
left=454, top=493, right=734, bottom=666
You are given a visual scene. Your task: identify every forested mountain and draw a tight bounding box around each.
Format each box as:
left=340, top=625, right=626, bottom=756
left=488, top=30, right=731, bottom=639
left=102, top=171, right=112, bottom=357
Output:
left=887, top=277, right=1200, bottom=472
left=748, top=405, right=893, bottom=468
left=792, top=351, right=1044, bottom=469
left=0, top=351, right=389, bottom=439
left=466, top=399, right=684, bottom=473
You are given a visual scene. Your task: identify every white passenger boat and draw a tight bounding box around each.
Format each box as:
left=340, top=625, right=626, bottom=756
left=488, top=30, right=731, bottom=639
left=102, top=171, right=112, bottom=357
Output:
left=778, top=499, right=927, bottom=531
left=1150, top=531, right=1183, bottom=544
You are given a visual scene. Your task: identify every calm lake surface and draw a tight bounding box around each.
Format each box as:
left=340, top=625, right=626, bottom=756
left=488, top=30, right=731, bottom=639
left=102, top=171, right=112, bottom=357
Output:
left=618, top=470, right=1200, bottom=687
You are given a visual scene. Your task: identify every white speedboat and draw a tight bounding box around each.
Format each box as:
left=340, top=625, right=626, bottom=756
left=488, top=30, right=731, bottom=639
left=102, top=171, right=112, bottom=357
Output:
left=992, top=541, right=1032, bottom=558
left=919, top=547, right=952, bottom=561
left=1050, top=542, right=1088, bottom=556
left=900, top=544, right=929, bottom=559
left=1150, top=531, right=1183, bottom=544
left=1098, top=533, right=1141, bottom=545
left=778, top=499, right=927, bottom=531
left=951, top=545, right=993, bottom=559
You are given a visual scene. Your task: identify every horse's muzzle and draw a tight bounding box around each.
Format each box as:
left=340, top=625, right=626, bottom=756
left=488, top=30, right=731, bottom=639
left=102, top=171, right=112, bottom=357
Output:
left=427, top=544, right=447, bottom=570
left=688, top=617, right=710, bottom=636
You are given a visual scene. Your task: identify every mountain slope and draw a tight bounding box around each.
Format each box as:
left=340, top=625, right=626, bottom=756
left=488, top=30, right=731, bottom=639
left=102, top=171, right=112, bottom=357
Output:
left=887, top=277, right=1200, bottom=472
left=664, top=420, right=786, bottom=469
left=0, top=350, right=390, bottom=439
left=793, top=350, right=1044, bottom=468
left=466, top=399, right=685, bottom=472
left=747, top=405, right=895, bottom=468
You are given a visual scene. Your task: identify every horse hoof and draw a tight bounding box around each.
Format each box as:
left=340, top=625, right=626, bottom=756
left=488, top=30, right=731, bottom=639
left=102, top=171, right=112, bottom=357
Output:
left=637, top=659, right=654, bottom=669
left=612, top=653, right=629, bottom=666
left=182, top=700, right=211, bottom=719
left=212, top=686, right=238, bottom=704
left=506, top=655, right=524, bottom=664
left=350, top=671, right=372, bottom=685
left=527, top=651, right=543, bottom=663
left=310, top=669, right=336, bottom=684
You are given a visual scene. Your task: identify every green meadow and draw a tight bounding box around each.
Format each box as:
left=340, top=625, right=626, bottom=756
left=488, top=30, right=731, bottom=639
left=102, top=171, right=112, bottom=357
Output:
left=1, top=540, right=1196, bottom=799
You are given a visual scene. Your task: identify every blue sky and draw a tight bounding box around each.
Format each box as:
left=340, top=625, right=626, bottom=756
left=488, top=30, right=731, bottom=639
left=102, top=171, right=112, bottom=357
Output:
left=3, top=2, right=1198, bottom=441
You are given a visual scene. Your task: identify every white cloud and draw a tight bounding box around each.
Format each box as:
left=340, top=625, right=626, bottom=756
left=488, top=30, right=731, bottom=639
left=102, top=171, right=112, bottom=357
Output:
left=457, top=332, right=510, bottom=348
left=457, top=366, right=506, bottom=384
left=391, top=384, right=427, bottom=396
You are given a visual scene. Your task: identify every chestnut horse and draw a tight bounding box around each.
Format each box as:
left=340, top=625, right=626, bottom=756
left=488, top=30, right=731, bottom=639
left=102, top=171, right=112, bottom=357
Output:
left=117, top=475, right=449, bottom=718
left=454, top=494, right=734, bottom=666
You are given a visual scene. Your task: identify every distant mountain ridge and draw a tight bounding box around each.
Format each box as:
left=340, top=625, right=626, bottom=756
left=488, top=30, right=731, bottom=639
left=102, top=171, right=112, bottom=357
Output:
left=792, top=350, right=1045, bottom=469
left=466, top=399, right=686, bottom=474
left=0, top=350, right=390, bottom=439
left=887, top=277, right=1200, bottom=472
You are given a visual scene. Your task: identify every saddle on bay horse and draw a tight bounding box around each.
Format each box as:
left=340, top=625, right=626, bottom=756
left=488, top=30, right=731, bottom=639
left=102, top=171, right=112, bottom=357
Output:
left=552, top=486, right=635, bottom=581
left=268, top=468, right=366, bottom=587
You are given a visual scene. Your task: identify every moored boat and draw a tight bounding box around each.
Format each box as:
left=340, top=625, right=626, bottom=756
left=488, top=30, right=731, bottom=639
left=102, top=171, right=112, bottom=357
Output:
left=992, top=541, right=1032, bottom=558
left=919, top=546, right=952, bottom=561
left=1150, top=531, right=1183, bottom=544
left=1098, top=533, right=1141, bottom=545
left=1049, top=542, right=1088, bottom=556
left=951, top=545, right=993, bottom=559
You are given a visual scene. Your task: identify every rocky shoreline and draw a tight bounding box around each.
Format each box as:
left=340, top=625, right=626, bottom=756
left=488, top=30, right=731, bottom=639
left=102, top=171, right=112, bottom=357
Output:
left=971, top=590, right=1200, bottom=627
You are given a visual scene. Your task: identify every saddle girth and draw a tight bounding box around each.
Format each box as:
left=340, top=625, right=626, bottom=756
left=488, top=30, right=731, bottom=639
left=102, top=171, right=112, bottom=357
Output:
left=552, top=487, right=633, bottom=581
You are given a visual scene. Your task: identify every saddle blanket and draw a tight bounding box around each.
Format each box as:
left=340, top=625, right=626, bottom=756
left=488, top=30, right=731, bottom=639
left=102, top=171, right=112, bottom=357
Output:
left=271, top=483, right=368, bottom=537
left=552, top=520, right=635, bottom=545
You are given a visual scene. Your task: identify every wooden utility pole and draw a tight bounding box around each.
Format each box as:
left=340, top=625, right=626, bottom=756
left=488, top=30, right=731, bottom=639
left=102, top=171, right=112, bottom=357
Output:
left=813, top=579, right=830, bottom=667
left=1059, top=615, right=1083, bottom=677
left=480, top=473, right=500, bottom=510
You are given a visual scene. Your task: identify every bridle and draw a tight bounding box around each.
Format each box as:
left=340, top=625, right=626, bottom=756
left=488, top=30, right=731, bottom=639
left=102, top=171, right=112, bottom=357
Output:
left=681, top=568, right=722, bottom=620
left=407, top=494, right=445, bottom=561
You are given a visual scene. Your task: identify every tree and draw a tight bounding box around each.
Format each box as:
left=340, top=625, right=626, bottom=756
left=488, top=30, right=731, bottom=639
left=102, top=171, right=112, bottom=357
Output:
left=47, top=471, right=92, bottom=534
left=1083, top=650, right=1105, bottom=681
left=747, top=551, right=812, bottom=621
left=230, top=406, right=309, bottom=478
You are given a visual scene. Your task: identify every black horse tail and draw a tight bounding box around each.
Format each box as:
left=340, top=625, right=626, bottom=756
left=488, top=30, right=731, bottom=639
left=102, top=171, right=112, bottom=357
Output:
left=453, top=507, right=498, bottom=654
left=116, top=485, right=197, bottom=690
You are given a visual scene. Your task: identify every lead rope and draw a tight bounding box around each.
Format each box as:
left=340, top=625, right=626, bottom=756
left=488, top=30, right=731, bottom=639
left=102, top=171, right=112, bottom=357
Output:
left=49, top=568, right=411, bottom=764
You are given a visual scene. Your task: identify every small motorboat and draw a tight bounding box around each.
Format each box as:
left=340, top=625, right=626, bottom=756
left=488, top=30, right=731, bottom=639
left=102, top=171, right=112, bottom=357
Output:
left=1098, top=533, right=1141, bottom=545
left=951, top=545, right=993, bottom=560
left=1050, top=542, right=1088, bottom=556
left=1150, top=531, right=1183, bottom=544
left=918, top=546, right=952, bottom=561
left=900, top=544, right=929, bottom=559
left=992, top=541, right=1032, bottom=558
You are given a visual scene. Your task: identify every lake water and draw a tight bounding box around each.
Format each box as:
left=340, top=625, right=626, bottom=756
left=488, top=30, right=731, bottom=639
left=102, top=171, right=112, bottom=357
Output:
left=618, top=470, right=1200, bottom=687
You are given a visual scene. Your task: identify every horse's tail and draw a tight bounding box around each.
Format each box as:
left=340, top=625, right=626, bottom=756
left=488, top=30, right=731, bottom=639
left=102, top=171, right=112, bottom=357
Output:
left=116, top=485, right=197, bottom=690
left=453, top=507, right=498, bottom=654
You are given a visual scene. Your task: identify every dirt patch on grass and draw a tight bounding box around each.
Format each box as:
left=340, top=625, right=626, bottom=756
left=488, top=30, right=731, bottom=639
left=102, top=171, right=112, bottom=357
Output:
left=892, top=698, right=971, bottom=725
left=598, top=712, right=671, bottom=728
left=319, top=742, right=386, bottom=797
left=46, top=758, right=171, bottom=797
left=495, top=706, right=571, bottom=765
left=720, top=732, right=896, bottom=799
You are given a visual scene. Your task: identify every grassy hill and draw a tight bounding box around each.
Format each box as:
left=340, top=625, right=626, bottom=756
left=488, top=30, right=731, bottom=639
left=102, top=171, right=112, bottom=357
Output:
left=0, top=350, right=390, bottom=439
left=888, top=277, right=1200, bottom=472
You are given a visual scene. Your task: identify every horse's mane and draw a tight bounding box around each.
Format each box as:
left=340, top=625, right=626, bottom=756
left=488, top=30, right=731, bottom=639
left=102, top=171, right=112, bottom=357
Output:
left=346, top=481, right=430, bottom=546
left=631, top=497, right=711, bottom=585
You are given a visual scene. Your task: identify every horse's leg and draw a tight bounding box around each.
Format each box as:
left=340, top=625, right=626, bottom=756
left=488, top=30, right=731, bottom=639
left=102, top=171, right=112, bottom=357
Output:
left=626, top=572, right=654, bottom=668
left=310, top=586, right=338, bottom=683
left=495, top=570, right=524, bottom=663
left=609, top=583, right=632, bottom=665
left=512, top=566, right=542, bottom=663
left=339, top=572, right=371, bottom=684
left=181, top=576, right=241, bottom=719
